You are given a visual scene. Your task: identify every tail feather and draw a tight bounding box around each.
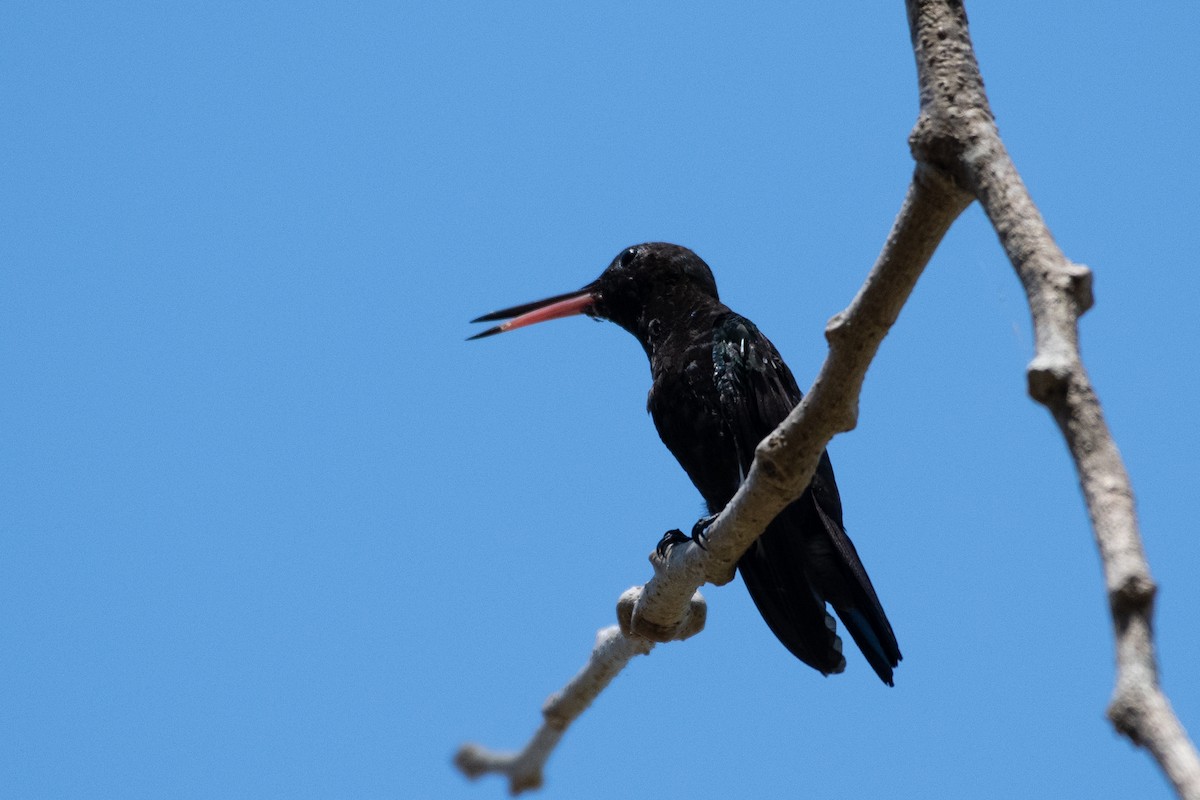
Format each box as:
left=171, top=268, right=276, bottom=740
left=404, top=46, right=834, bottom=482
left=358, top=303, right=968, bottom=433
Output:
left=737, top=518, right=848, bottom=677
left=811, top=500, right=902, bottom=685
left=840, top=607, right=899, bottom=687
left=736, top=493, right=901, bottom=685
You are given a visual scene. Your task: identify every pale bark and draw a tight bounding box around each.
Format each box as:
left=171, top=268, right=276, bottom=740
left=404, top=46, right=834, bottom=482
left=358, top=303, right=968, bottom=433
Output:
left=905, top=2, right=1200, bottom=797
left=455, top=2, right=1200, bottom=796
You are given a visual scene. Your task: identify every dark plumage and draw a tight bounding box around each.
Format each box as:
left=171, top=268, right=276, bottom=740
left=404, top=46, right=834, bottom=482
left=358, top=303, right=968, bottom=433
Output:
left=471, top=242, right=901, bottom=684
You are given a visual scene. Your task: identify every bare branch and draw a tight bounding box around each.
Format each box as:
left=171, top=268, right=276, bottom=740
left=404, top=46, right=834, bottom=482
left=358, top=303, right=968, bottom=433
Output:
left=455, top=626, right=653, bottom=795
left=459, top=3, right=1198, bottom=796
left=694, top=165, right=971, bottom=579
left=906, top=1, right=1200, bottom=797
left=455, top=166, right=971, bottom=793
left=454, top=584, right=707, bottom=794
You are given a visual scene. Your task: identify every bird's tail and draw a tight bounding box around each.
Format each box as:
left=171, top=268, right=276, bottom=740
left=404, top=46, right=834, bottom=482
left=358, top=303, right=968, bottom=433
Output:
left=813, top=500, right=902, bottom=686
left=737, top=499, right=901, bottom=685
left=737, top=516, right=850, bottom=678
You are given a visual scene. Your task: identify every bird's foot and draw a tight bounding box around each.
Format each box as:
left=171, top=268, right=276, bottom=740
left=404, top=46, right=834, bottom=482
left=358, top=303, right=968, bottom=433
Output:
left=655, top=515, right=718, bottom=558
left=691, top=513, right=718, bottom=551
left=655, top=529, right=691, bottom=558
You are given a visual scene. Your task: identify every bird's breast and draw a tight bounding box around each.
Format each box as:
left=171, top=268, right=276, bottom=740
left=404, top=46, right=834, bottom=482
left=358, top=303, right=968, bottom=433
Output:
left=647, top=341, right=743, bottom=511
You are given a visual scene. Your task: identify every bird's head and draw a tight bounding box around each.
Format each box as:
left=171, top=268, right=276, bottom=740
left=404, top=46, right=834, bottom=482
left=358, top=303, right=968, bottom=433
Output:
left=469, top=242, right=719, bottom=343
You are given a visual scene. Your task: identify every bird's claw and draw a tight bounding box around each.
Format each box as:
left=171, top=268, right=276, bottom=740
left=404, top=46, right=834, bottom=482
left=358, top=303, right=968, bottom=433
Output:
left=691, top=513, right=718, bottom=551
left=656, top=514, right=717, bottom=557
left=656, top=529, right=690, bottom=558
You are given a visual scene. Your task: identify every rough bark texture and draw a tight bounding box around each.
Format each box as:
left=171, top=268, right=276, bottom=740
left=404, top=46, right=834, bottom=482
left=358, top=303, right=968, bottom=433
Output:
left=455, top=2, right=1199, bottom=796
left=906, top=3, right=1200, bottom=797
left=455, top=165, right=971, bottom=797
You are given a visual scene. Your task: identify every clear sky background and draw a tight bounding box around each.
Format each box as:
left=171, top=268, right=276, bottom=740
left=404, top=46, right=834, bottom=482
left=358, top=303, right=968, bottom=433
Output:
left=4, top=3, right=1199, bottom=799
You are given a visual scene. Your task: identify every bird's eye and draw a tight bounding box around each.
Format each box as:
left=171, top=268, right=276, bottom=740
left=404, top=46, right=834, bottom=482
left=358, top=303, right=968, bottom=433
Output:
left=619, top=247, right=638, bottom=268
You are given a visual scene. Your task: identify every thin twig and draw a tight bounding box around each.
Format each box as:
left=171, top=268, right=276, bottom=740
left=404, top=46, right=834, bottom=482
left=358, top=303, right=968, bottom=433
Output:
left=455, top=626, right=652, bottom=795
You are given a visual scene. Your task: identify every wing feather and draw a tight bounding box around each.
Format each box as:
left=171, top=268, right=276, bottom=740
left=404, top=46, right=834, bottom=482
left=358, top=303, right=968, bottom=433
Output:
left=712, top=313, right=901, bottom=682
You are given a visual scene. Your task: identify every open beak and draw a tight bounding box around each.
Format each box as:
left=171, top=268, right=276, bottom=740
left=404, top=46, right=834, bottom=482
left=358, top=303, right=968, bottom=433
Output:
left=468, top=287, right=596, bottom=340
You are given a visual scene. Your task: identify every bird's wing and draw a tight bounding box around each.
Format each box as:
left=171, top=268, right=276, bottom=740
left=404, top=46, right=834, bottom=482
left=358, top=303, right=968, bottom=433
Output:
left=713, top=313, right=900, bottom=683
left=712, top=314, right=846, bottom=674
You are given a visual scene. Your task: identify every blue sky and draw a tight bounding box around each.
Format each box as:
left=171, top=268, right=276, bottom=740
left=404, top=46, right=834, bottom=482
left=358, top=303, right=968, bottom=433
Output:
left=4, top=3, right=1199, bottom=798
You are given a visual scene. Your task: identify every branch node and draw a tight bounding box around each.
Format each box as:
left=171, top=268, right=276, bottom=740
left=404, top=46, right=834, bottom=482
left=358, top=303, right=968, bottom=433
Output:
left=1110, top=572, right=1157, bottom=615
left=703, top=556, right=738, bottom=587
left=615, top=586, right=640, bottom=637
left=1064, top=261, right=1095, bottom=313
left=618, top=586, right=707, bottom=643
left=1026, top=353, right=1071, bottom=405
left=909, top=112, right=964, bottom=178
left=1107, top=687, right=1150, bottom=747
left=755, top=449, right=786, bottom=485
left=453, top=744, right=491, bottom=780
left=825, top=310, right=851, bottom=342
left=454, top=743, right=545, bottom=794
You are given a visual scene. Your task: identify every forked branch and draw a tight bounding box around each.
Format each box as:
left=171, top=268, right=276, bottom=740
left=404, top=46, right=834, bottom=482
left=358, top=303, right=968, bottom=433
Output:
left=906, top=1, right=1200, bottom=797
left=456, top=2, right=1199, bottom=796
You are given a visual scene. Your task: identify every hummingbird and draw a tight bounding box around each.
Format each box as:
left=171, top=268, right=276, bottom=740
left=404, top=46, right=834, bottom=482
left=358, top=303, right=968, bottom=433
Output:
left=470, top=242, right=901, bottom=685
